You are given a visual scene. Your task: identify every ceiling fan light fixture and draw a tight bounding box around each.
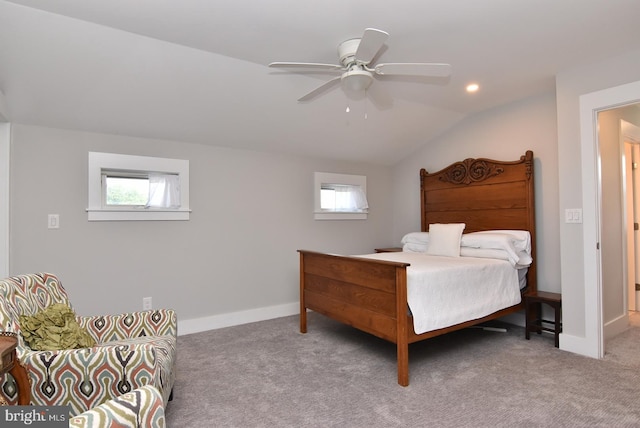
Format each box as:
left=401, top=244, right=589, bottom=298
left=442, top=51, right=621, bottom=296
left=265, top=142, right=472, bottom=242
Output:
left=269, top=28, right=452, bottom=102
left=341, top=68, right=373, bottom=92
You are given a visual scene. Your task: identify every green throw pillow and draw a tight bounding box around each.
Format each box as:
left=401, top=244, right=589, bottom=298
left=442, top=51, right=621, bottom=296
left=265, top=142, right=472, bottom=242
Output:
left=19, top=303, right=96, bottom=351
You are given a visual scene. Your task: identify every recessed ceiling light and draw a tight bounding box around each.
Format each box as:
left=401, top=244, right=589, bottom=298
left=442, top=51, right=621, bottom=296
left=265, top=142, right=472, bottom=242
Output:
left=466, top=83, right=479, bottom=93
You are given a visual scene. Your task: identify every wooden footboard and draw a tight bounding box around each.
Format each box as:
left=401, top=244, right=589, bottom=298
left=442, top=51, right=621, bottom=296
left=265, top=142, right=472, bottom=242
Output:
left=298, top=249, right=412, bottom=385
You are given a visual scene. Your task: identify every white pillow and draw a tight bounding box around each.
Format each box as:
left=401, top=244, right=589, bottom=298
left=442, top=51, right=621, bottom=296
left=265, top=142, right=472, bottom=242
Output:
left=400, top=232, right=429, bottom=245
left=463, top=230, right=531, bottom=253
left=460, top=231, right=532, bottom=266
left=460, top=247, right=532, bottom=268
left=402, top=242, right=429, bottom=253
left=425, top=223, right=465, bottom=257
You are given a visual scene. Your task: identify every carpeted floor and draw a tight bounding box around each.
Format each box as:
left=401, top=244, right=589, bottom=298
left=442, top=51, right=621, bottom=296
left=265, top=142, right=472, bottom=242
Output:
left=165, top=312, right=640, bottom=427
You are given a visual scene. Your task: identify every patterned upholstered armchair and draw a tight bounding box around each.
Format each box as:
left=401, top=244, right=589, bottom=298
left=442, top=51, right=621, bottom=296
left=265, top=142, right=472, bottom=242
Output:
left=0, top=273, right=177, bottom=416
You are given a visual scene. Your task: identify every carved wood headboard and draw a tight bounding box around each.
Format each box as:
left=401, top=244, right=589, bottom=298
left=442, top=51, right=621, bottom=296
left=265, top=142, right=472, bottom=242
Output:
left=420, top=150, right=536, bottom=290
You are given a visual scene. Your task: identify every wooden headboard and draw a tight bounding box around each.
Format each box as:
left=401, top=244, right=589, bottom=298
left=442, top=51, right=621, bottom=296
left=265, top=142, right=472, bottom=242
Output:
left=420, top=150, right=536, bottom=291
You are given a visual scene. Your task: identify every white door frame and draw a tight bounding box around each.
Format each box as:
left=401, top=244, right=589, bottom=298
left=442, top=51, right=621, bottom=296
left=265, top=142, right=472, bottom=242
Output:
left=580, top=80, right=640, bottom=358
left=623, top=121, right=640, bottom=313
left=623, top=140, right=635, bottom=313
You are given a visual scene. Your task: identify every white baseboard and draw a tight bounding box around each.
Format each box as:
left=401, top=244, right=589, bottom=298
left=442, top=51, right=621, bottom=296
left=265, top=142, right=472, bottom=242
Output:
left=604, top=313, right=629, bottom=341
left=177, top=302, right=299, bottom=336
left=559, top=332, right=600, bottom=358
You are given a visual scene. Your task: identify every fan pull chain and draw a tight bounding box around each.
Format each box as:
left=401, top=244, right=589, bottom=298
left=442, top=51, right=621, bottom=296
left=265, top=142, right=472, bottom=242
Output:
left=364, top=89, right=368, bottom=120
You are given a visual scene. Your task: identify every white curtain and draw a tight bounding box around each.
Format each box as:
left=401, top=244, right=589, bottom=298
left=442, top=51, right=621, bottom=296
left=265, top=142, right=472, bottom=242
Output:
left=333, top=185, right=369, bottom=212
left=147, top=173, right=181, bottom=208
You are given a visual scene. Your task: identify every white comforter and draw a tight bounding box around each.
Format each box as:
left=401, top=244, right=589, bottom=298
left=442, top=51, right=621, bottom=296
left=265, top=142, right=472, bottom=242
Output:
left=356, top=252, right=522, bottom=335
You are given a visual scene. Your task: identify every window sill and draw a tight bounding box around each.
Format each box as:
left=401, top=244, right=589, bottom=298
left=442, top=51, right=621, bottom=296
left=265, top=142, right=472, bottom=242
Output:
left=313, top=211, right=368, bottom=220
left=87, top=209, right=191, bottom=221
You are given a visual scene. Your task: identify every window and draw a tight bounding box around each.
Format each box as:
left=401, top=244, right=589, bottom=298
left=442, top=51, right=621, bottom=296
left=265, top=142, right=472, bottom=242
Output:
left=88, top=152, right=190, bottom=221
left=102, top=171, right=181, bottom=208
left=104, top=173, right=150, bottom=207
left=320, top=184, right=368, bottom=212
left=314, top=172, right=368, bottom=220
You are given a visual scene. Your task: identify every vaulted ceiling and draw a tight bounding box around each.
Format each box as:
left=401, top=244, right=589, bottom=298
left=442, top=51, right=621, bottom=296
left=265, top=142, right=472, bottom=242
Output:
left=1, top=0, right=639, bottom=164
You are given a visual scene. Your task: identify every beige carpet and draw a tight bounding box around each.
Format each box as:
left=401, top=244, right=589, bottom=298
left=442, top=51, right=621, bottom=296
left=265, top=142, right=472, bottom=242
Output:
left=603, top=311, right=640, bottom=368
left=165, top=312, right=640, bottom=427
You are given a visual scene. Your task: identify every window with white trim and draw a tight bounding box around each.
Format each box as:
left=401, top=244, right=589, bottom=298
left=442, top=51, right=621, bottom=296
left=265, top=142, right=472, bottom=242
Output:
left=314, top=172, right=368, bottom=220
left=88, top=152, right=190, bottom=221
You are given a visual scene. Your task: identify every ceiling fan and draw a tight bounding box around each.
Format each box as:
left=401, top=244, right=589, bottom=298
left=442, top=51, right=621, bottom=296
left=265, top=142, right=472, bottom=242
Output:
left=268, top=28, right=452, bottom=102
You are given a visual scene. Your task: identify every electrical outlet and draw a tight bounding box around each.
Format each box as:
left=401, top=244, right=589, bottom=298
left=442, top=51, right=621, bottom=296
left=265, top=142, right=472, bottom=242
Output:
left=48, top=214, right=60, bottom=229
left=142, top=297, right=152, bottom=310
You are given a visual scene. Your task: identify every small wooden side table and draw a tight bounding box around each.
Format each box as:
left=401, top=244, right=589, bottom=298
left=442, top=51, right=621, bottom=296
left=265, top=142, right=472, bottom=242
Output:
left=524, top=291, right=562, bottom=348
left=0, top=332, right=30, bottom=405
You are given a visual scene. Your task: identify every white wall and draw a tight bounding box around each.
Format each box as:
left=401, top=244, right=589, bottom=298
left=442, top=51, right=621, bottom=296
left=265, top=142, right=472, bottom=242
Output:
left=391, top=92, right=561, bottom=297
left=0, top=89, right=8, bottom=122
left=0, top=90, right=8, bottom=279
left=556, top=48, right=640, bottom=348
left=9, top=124, right=394, bottom=334
left=0, top=122, right=9, bottom=279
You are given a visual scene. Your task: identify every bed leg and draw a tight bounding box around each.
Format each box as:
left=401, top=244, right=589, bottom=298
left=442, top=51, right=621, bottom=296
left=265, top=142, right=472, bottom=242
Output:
left=397, top=342, right=409, bottom=387
left=299, top=252, right=307, bottom=334
left=396, top=268, right=409, bottom=386
left=300, top=307, right=307, bottom=334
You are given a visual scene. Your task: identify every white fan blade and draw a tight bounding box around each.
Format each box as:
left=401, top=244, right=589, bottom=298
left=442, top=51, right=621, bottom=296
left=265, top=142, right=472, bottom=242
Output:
left=269, top=62, right=344, bottom=71
left=298, top=76, right=342, bottom=102
left=355, top=28, right=389, bottom=65
left=374, top=63, right=452, bottom=77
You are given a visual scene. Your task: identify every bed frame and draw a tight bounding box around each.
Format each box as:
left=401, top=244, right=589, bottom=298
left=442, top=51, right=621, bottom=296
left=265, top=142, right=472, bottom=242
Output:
left=298, top=150, right=536, bottom=386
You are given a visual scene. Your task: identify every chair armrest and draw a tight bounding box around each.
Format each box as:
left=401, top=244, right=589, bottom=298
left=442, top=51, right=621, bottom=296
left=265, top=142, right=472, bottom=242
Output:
left=20, top=342, right=159, bottom=370
left=69, top=385, right=166, bottom=428
left=78, top=309, right=177, bottom=342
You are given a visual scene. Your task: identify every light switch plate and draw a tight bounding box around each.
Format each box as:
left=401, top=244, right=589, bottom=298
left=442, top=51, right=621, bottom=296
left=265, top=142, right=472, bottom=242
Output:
left=565, top=208, right=582, bottom=224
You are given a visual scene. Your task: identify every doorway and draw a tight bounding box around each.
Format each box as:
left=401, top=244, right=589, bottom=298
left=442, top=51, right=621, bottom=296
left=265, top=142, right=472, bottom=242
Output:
left=580, top=80, right=640, bottom=359
left=599, top=111, right=640, bottom=342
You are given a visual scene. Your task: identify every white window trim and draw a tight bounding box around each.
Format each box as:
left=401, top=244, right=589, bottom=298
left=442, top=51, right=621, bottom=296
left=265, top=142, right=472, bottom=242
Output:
left=88, top=152, right=190, bottom=221
left=314, top=172, right=368, bottom=220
